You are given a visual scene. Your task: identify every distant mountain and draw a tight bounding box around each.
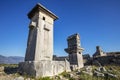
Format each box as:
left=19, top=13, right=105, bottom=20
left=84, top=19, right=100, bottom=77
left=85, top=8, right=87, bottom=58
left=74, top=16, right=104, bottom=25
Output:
left=0, top=55, right=24, bottom=64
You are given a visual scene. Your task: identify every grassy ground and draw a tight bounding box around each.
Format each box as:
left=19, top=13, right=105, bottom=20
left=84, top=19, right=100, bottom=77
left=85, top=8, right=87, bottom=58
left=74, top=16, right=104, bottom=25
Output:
left=0, top=64, right=21, bottom=80
left=79, top=72, right=118, bottom=80
left=0, top=64, right=18, bottom=67
left=59, top=65, right=120, bottom=80
left=0, top=64, right=120, bottom=80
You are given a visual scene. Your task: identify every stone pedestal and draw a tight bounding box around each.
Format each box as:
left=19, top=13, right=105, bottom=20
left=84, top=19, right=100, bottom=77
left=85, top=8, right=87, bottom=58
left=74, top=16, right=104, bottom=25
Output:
left=69, top=53, right=84, bottom=70
left=19, top=60, right=71, bottom=77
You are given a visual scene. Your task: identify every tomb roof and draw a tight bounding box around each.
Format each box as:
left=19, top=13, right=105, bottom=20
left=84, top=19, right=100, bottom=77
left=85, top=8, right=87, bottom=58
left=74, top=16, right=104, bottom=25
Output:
left=28, top=3, right=58, bottom=20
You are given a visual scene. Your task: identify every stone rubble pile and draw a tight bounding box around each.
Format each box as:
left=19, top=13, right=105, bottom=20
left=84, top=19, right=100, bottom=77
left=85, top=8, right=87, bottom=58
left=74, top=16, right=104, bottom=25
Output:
left=81, top=65, right=118, bottom=79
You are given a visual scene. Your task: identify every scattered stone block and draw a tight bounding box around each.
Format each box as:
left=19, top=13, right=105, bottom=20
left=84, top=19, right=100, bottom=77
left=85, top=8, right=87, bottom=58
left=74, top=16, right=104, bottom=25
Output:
left=98, top=67, right=106, bottom=72
left=93, top=70, right=104, bottom=77
left=0, top=66, right=4, bottom=72
left=14, top=76, right=24, bottom=80
left=105, top=73, right=117, bottom=78
left=86, top=66, right=92, bottom=72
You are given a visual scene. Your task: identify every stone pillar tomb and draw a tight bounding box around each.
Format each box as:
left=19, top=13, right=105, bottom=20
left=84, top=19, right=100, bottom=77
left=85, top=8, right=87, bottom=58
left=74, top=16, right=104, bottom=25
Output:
left=65, top=33, right=84, bottom=70
left=19, top=3, right=70, bottom=77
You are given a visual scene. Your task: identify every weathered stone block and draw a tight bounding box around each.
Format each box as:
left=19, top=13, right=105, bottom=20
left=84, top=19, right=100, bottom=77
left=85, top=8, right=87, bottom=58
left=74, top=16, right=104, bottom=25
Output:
left=19, top=60, right=71, bottom=77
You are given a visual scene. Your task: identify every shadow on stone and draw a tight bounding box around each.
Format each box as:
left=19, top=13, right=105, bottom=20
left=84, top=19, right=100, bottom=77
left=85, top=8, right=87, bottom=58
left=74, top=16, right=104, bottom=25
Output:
left=4, top=66, right=18, bottom=74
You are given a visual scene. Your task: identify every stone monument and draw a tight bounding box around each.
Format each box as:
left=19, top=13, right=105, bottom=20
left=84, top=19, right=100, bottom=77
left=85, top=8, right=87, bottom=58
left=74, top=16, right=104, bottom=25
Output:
left=19, top=3, right=70, bottom=77
left=65, top=33, right=84, bottom=70
left=25, top=3, right=58, bottom=61
left=93, top=46, right=106, bottom=58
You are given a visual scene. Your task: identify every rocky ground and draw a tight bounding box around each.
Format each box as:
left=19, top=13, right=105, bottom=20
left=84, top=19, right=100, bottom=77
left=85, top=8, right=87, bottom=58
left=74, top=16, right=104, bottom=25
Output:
left=0, top=64, right=120, bottom=80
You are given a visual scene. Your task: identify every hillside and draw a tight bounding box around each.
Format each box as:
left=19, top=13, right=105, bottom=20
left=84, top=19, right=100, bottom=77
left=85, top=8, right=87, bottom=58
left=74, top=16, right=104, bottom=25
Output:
left=0, top=55, right=24, bottom=64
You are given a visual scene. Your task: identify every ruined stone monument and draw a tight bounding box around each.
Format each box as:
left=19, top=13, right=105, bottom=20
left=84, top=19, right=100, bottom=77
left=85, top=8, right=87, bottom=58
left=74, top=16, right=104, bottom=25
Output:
left=92, top=46, right=120, bottom=65
left=65, top=33, right=84, bottom=70
left=93, top=46, right=106, bottom=58
left=19, top=3, right=70, bottom=77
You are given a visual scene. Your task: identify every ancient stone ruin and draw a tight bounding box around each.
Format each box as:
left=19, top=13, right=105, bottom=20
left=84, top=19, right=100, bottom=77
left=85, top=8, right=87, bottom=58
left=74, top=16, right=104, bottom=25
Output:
left=19, top=3, right=71, bottom=78
left=18, top=3, right=120, bottom=78
left=92, top=46, right=120, bottom=65
left=65, top=33, right=84, bottom=70
left=93, top=46, right=106, bottom=58
left=18, top=3, right=85, bottom=77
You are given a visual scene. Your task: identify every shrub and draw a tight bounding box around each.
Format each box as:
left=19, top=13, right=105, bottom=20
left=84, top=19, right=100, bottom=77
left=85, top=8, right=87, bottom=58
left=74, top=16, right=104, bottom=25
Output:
left=69, top=77, right=76, bottom=80
left=37, top=77, right=53, bottom=80
left=60, top=71, right=70, bottom=78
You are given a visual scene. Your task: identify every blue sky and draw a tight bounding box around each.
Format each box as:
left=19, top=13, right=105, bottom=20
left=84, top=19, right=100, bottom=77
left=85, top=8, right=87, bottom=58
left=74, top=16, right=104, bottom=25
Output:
left=0, top=0, right=120, bottom=57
